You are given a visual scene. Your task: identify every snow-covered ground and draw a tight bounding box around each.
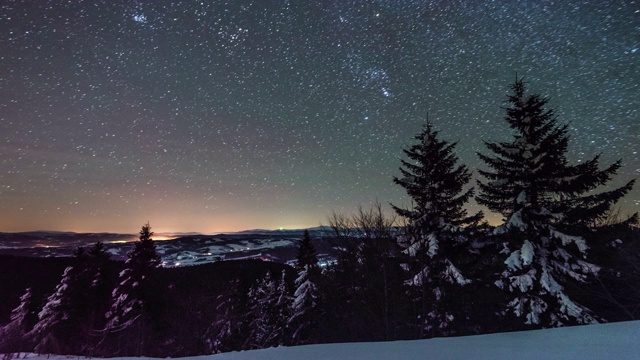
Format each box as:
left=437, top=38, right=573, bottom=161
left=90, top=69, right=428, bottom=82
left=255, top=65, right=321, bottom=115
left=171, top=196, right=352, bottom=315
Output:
left=10, top=320, right=639, bottom=360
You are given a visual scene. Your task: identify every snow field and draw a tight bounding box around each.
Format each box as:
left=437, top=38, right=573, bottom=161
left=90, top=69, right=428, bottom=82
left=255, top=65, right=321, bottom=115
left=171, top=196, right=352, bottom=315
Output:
left=10, top=320, right=639, bottom=360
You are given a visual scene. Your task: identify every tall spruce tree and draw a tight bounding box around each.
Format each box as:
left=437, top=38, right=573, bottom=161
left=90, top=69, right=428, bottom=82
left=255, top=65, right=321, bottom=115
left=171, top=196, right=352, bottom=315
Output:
left=204, top=278, right=245, bottom=353
left=245, top=271, right=292, bottom=349
left=81, top=242, right=112, bottom=353
left=0, top=288, right=37, bottom=353
left=28, top=267, right=77, bottom=354
left=289, top=230, right=320, bottom=344
left=21, top=243, right=112, bottom=355
left=103, top=222, right=161, bottom=355
left=477, top=78, right=636, bottom=327
left=272, top=271, right=294, bottom=345
left=207, top=278, right=247, bottom=353
left=392, top=121, right=481, bottom=337
left=296, top=230, right=318, bottom=272
left=244, top=272, right=274, bottom=349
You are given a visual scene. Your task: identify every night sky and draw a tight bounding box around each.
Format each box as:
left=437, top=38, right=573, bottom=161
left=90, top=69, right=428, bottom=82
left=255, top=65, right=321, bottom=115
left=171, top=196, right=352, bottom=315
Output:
left=1, top=1, right=639, bottom=234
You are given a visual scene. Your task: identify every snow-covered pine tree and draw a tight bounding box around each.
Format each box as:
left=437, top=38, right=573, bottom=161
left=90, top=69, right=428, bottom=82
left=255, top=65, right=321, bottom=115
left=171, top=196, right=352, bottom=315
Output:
left=245, top=271, right=292, bottom=349
left=207, top=278, right=247, bottom=353
left=0, top=288, right=37, bottom=353
left=289, top=230, right=320, bottom=344
left=270, top=270, right=293, bottom=346
left=477, top=78, right=636, bottom=327
left=290, top=265, right=319, bottom=344
left=245, top=271, right=275, bottom=349
left=21, top=244, right=112, bottom=355
left=392, top=121, right=482, bottom=337
left=28, top=267, right=77, bottom=354
left=103, top=222, right=161, bottom=355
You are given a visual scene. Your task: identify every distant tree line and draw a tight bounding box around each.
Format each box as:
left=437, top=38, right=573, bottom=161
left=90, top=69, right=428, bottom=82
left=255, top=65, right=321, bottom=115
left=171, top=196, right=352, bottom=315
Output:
left=0, top=78, right=638, bottom=357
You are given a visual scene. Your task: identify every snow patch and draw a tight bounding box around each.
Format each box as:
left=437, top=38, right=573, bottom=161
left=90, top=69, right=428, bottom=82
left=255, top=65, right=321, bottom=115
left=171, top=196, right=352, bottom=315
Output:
left=520, top=240, right=534, bottom=266
left=495, top=210, right=527, bottom=234
left=505, top=250, right=522, bottom=270
left=444, top=262, right=471, bottom=285
left=550, top=228, right=588, bottom=253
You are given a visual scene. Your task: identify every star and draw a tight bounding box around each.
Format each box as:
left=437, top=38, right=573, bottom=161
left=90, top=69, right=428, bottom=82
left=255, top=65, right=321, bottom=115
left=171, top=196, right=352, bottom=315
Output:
left=0, top=0, right=637, bottom=233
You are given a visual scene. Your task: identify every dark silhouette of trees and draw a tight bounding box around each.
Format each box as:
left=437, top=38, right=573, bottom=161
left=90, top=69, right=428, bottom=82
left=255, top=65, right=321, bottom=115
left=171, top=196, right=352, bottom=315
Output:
left=324, top=204, right=408, bottom=341
left=84, top=242, right=112, bottom=325
left=571, top=214, right=640, bottom=322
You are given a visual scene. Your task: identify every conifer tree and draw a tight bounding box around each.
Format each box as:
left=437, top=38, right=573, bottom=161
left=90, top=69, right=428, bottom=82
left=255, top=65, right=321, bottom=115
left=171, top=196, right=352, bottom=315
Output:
left=103, top=222, right=161, bottom=355
left=392, top=121, right=481, bottom=337
left=477, top=78, right=636, bottom=327
left=128, top=223, right=162, bottom=270
left=245, top=271, right=274, bottom=349
left=290, top=265, right=319, bottom=344
left=24, top=243, right=112, bottom=355
left=297, top=230, right=318, bottom=271
left=245, top=271, right=292, bottom=349
left=88, top=241, right=111, bottom=265
left=208, top=278, right=247, bottom=353
left=81, top=242, right=112, bottom=352
left=28, top=267, right=77, bottom=354
left=289, top=230, right=320, bottom=344
left=272, top=271, right=293, bottom=345
left=0, top=288, right=37, bottom=353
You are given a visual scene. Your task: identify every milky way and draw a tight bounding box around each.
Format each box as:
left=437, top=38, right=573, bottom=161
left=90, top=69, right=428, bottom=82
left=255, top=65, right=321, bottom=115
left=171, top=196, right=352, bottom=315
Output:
left=1, top=1, right=638, bottom=233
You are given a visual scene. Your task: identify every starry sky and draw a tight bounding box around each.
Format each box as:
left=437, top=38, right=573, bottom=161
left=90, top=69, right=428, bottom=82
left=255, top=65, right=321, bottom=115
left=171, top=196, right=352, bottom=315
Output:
left=1, top=0, right=639, bottom=234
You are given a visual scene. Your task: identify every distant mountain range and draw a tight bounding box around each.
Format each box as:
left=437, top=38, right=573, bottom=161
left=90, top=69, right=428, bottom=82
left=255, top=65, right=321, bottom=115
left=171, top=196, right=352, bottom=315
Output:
left=0, top=227, right=317, bottom=240
left=0, top=227, right=339, bottom=267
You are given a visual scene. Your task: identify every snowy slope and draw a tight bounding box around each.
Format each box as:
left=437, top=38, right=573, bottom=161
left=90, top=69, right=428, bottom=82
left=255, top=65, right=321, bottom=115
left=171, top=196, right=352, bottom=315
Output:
left=13, top=321, right=640, bottom=360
